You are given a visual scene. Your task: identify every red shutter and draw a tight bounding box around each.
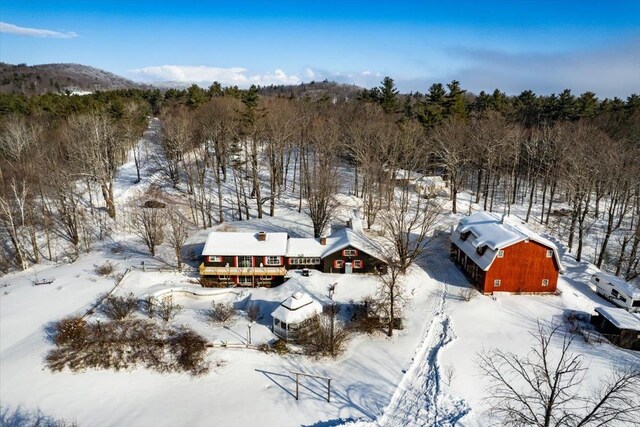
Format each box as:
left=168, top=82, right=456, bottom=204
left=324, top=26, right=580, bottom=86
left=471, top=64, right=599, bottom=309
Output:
left=334, top=259, right=342, bottom=269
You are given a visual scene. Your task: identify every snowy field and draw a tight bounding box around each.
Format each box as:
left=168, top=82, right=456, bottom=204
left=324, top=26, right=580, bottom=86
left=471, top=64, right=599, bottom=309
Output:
left=1, top=121, right=638, bottom=426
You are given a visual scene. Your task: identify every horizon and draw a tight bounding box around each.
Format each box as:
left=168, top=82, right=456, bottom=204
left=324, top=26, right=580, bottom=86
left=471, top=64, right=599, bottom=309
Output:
left=1, top=1, right=639, bottom=98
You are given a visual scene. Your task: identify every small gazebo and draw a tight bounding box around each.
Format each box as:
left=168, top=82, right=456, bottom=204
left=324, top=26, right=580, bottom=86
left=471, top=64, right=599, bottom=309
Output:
left=271, top=292, right=323, bottom=342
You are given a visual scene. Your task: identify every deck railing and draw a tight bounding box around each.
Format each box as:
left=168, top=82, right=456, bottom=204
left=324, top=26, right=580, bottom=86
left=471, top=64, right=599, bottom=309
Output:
left=199, top=263, right=287, bottom=276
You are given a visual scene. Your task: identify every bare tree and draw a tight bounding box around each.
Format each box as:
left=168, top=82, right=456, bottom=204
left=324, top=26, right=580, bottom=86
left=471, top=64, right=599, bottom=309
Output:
left=372, top=260, right=406, bottom=337
left=66, top=112, right=126, bottom=219
left=381, top=190, right=443, bottom=274
left=167, top=208, right=189, bottom=270
left=431, top=117, right=470, bottom=214
left=130, top=205, right=165, bottom=256
left=477, top=323, right=640, bottom=427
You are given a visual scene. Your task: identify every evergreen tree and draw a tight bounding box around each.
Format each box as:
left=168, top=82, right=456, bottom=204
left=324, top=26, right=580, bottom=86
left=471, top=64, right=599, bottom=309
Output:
left=576, top=91, right=598, bottom=118
left=444, top=80, right=467, bottom=119
left=379, top=76, right=399, bottom=114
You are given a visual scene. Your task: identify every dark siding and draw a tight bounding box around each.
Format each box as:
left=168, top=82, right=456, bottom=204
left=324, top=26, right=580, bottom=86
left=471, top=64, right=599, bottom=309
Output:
left=321, top=245, right=386, bottom=274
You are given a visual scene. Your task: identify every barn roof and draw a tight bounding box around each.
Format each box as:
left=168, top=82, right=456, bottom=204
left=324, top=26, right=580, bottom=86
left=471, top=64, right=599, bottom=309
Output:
left=450, top=211, right=564, bottom=272
left=595, top=306, right=640, bottom=331
left=202, top=232, right=288, bottom=256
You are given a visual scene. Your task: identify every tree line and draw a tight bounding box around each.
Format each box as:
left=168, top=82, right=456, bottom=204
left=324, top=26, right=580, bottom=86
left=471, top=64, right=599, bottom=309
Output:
left=0, top=79, right=638, bottom=281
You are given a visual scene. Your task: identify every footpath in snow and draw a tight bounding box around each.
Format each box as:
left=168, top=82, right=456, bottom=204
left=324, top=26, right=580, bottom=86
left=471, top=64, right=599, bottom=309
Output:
left=346, top=283, right=470, bottom=427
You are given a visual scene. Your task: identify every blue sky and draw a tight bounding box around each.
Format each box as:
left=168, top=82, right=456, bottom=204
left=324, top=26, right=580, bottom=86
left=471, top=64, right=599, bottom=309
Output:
left=1, top=1, right=639, bottom=97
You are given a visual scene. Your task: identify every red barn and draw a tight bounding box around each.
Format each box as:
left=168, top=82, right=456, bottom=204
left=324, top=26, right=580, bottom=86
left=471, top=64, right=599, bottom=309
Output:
left=450, top=212, right=563, bottom=294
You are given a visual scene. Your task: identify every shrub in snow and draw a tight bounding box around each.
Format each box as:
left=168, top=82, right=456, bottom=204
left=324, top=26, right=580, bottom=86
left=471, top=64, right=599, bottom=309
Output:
left=298, top=310, right=350, bottom=357
left=99, top=292, right=138, bottom=321
left=158, top=295, right=181, bottom=322
left=208, top=302, right=235, bottom=324
left=46, top=318, right=210, bottom=376
left=94, top=261, right=115, bottom=276
left=52, top=316, right=88, bottom=347
left=459, top=287, right=478, bottom=302
left=141, top=295, right=156, bottom=318
left=168, top=328, right=209, bottom=376
left=246, top=303, right=261, bottom=322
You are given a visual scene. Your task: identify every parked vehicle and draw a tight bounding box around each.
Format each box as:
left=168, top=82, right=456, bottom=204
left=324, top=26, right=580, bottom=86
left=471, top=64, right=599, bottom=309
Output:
left=590, top=272, right=640, bottom=313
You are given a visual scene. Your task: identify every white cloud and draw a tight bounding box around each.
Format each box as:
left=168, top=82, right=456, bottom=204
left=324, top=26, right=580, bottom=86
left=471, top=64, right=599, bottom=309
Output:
left=0, top=21, right=78, bottom=38
left=130, top=65, right=301, bottom=87
left=304, top=67, right=316, bottom=79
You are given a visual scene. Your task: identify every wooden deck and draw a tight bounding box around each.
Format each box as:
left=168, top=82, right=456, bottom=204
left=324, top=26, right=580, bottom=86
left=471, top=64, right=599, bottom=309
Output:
left=199, top=263, right=287, bottom=276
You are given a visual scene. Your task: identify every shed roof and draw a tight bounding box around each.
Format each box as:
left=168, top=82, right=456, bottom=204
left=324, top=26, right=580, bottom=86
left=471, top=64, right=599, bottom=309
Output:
left=202, top=231, right=288, bottom=256
left=595, top=306, right=640, bottom=331
left=271, top=292, right=323, bottom=324
left=450, top=211, right=564, bottom=272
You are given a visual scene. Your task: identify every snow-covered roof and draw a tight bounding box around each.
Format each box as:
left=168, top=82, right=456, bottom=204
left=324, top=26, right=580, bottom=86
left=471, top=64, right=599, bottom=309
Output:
left=285, top=228, right=385, bottom=261
left=202, top=232, right=288, bottom=256
left=593, top=271, right=640, bottom=298
left=271, top=292, right=323, bottom=324
left=595, top=306, right=640, bottom=331
left=450, top=211, right=564, bottom=272
left=417, top=176, right=446, bottom=187
left=286, top=237, right=325, bottom=258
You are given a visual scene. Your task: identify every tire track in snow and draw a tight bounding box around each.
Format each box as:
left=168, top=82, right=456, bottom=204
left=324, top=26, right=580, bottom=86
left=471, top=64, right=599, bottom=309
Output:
left=374, top=285, right=470, bottom=427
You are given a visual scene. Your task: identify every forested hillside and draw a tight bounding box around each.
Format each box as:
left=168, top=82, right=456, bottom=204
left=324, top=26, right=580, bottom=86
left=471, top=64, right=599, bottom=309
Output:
left=0, top=63, right=145, bottom=95
left=0, top=78, right=638, bottom=280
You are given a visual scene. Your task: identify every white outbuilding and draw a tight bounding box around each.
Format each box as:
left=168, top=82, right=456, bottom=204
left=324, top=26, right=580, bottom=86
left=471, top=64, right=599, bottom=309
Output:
left=271, top=292, right=323, bottom=341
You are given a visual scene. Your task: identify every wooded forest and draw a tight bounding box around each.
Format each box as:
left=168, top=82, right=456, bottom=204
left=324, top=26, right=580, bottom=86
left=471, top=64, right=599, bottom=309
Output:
left=0, top=78, right=638, bottom=281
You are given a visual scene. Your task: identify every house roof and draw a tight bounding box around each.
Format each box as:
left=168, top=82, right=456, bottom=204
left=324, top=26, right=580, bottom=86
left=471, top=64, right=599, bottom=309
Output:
left=593, top=271, right=640, bottom=299
left=285, top=227, right=386, bottom=261
left=595, top=306, right=640, bottom=331
left=450, top=211, right=564, bottom=272
left=271, top=292, right=323, bottom=324
left=201, top=232, right=289, bottom=256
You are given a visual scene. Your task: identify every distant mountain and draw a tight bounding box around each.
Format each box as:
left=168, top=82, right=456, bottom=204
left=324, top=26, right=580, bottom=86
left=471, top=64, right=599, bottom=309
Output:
left=257, top=81, right=363, bottom=101
left=148, top=79, right=365, bottom=101
left=0, top=63, right=147, bottom=95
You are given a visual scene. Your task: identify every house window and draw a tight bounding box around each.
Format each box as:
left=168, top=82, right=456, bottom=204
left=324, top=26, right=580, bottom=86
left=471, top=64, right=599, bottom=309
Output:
left=238, top=276, right=253, bottom=284
left=497, top=250, right=504, bottom=258
left=546, top=250, right=553, bottom=258
left=542, top=279, right=549, bottom=287
left=289, top=257, right=321, bottom=265
left=334, top=260, right=344, bottom=269
left=265, top=256, right=281, bottom=266
left=218, top=275, right=229, bottom=280
left=354, top=260, right=363, bottom=269
left=494, top=279, right=501, bottom=287
left=260, top=276, right=272, bottom=280
left=208, top=256, right=222, bottom=262
left=343, top=249, right=358, bottom=257
left=238, top=256, right=252, bottom=267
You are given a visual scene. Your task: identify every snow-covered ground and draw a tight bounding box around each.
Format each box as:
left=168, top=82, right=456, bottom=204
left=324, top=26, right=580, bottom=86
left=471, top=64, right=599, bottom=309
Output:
left=1, top=120, right=638, bottom=426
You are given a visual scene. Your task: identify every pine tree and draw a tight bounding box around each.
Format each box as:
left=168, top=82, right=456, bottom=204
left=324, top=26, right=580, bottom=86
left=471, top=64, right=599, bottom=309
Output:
left=379, top=76, right=399, bottom=114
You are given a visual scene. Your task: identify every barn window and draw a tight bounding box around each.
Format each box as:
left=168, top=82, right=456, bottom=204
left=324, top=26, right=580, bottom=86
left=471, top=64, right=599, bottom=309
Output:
left=476, top=245, right=487, bottom=256
left=334, top=260, right=344, bottom=269
left=354, top=260, right=363, bottom=269
left=494, top=279, right=501, bottom=287
left=546, top=250, right=553, bottom=258
left=460, top=231, right=471, bottom=241
left=343, top=249, right=358, bottom=257
left=497, top=250, right=504, bottom=258
left=265, top=256, right=281, bottom=266
left=542, top=279, right=549, bottom=287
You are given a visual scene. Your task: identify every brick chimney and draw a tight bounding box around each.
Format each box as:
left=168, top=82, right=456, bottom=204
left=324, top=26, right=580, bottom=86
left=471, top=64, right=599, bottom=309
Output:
left=320, top=237, right=327, bottom=245
left=257, top=231, right=267, bottom=241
